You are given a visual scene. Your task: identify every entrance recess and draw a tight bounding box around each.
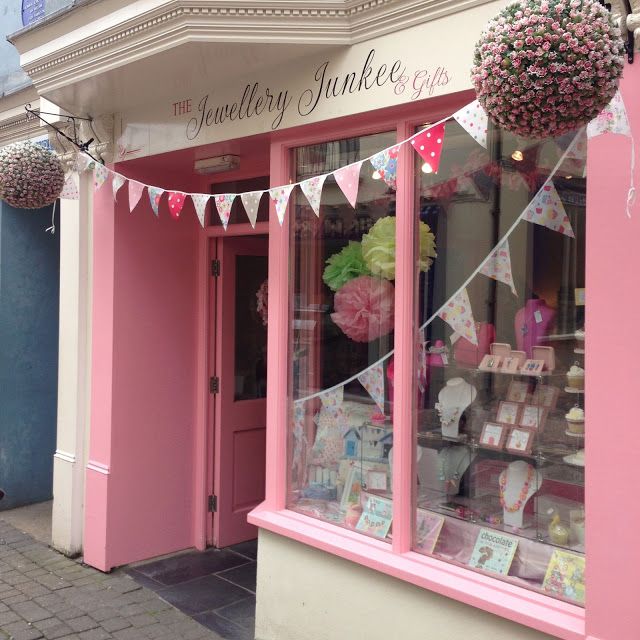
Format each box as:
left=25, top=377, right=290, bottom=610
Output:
left=212, top=235, right=269, bottom=548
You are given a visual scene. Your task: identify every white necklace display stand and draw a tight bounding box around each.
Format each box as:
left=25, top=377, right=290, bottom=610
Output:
left=500, top=460, right=542, bottom=529
left=416, top=445, right=475, bottom=496
left=436, top=378, right=477, bottom=438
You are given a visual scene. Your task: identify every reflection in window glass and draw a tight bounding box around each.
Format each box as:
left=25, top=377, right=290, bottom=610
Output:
left=287, top=131, right=398, bottom=540
left=413, top=121, right=586, bottom=606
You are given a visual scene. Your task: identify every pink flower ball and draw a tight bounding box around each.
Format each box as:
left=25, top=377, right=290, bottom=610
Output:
left=331, top=276, right=395, bottom=343
left=471, top=0, right=624, bottom=138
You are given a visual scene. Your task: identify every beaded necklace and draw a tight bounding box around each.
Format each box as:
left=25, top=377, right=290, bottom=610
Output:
left=499, top=464, right=535, bottom=513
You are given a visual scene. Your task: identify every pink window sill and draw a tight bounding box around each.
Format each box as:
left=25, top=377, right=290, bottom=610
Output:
left=248, top=505, right=585, bottom=640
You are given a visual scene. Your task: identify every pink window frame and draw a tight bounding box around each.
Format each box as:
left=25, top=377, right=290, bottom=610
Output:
left=248, top=94, right=586, bottom=640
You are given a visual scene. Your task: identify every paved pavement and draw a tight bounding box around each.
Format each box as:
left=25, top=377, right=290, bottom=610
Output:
left=0, top=520, right=223, bottom=640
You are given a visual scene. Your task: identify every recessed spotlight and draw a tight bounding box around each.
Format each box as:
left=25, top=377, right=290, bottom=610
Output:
left=421, top=162, right=434, bottom=174
left=372, top=170, right=382, bottom=180
left=511, top=150, right=524, bottom=162
left=566, top=175, right=573, bottom=180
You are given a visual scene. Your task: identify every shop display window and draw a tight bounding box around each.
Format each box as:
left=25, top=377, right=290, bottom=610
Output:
left=413, top=121, right=586, bottom=606
left=286, top=120, right=585, bottom=605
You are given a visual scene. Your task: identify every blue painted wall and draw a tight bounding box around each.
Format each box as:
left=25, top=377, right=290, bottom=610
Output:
left=0, top=202, right=60, bottom=508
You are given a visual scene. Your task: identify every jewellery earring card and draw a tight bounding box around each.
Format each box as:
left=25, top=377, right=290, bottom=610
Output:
left=496, top=401, right=521, bottom=425
left=506, top=380, right=530, bottom=403
left=479, top=354, right=502, bottom=371
left=505, top=427, right=535, bottom=454
left=479, top=422, right=507, bottom=449
left=520, top=359, right=545, bottom=375
left=519, top=405, right=548, bottom=431
left=530, top=384, right=559, bottom=409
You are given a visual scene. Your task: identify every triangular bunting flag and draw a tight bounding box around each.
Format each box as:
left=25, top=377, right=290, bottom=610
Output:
left=370, top=145, right=401, bottom=189
left=357, top=363, right=385, bottom=414
left=112, top=173, right=126, bottom=201
left=523, top=182, right=575, bottom=238
left=60, top=173, right=79, bottom=200
left=333, top=161, right=362, bottom=208
left=269, top=184, right=295, bottom=226
left=453, top=101, right=488, bottom=148
left=75, top=153, right=95, bottom=173
left=93, top=163, right=109, bottom=191
left=241, top=191, right=264, bottom=228
left=410, top=122, right=446, bottom=174
left=128, top=180, right=145, bottom=213
left=215, top=194, right=236, bottom=229
left=438, top=288, right=478, bottom=345
left=480, top=239, right=517, bottom=296
left=191, top=193, right=210, bottom=228
left=300, top=175, right=327, bottom=216
left=148, top=186, right=164, bottom=217
left=167, top=191, right=187, bottom=220
left=587, top=90, right=631, bottom=138
left=320, top=386, right=344, bottom=413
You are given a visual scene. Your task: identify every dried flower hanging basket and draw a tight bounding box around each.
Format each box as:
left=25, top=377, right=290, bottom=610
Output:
left=471, top=0, right=625, bottom=139
left=0, top=141, right=65, bottom=209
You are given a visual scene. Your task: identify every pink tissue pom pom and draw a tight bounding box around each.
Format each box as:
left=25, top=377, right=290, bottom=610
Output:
left=331, top=276, right=395, bottom=343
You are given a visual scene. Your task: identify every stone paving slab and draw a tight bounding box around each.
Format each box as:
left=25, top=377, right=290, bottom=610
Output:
left=0, top=521, right=223, bottom=640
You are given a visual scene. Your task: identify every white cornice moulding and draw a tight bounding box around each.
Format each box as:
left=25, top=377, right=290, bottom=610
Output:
left=86, top=460, right=111, bottom=475
left=12, top=0, right=498, bottom=93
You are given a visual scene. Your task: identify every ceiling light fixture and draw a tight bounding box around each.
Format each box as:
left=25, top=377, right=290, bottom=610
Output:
left=511, top=150, right=524, bottom=162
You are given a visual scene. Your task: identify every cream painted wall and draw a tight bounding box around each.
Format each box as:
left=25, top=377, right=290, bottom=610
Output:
left=256, top=530, right=556, bottom=640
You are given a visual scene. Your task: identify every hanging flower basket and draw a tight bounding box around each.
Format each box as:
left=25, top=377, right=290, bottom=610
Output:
left=471, top=0, right=625, bottom=139
left=0, top=141, right=65, bottom=209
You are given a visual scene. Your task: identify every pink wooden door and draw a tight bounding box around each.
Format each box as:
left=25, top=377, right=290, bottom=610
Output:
left=213, top=235, right=268, bottom=547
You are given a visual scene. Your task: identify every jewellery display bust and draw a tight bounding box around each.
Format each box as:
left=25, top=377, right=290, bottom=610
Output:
left=436, top=378, right=477, bottom=438
left=499, top=460, right=543, bottom=528
left=438, top=445, right=476, bottom=495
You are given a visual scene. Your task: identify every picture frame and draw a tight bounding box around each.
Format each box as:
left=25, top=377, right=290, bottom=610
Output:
left=366, top=470, right=388, bottom=491
left=479, top=421, right=507, bottom=450
left=506, top=380, right=530, bottom=403
left=530, top=384, right=559, bottom=409
left=496, top=401, right=521, bottom=425
left=505, top=427, right=535, bottom=455
left=519, top=404, right=548, bottom=431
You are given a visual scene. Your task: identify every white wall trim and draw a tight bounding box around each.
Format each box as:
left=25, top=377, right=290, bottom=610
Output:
left=53, top=449, right=77, bottom=464
left=86, top=460, right=111, bottom=475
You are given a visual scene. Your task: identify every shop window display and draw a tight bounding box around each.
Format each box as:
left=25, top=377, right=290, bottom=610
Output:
left=286, top=121, right=585, bottom=605
left=413, top=121, right=586, bottom=606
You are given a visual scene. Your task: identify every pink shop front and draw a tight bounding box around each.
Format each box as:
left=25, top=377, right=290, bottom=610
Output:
left=81, top=52, right=640, bottom=640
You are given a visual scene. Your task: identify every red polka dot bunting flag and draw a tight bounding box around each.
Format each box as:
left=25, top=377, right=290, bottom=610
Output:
left=523, top=182, right=575, bottom=238
left=333, top=161, right=363, bottom=208
left=452, top=100, right=489, bottom=148
left=410, top=122, right=446, bottom=174
left=167, top=191, right=186, bottom=220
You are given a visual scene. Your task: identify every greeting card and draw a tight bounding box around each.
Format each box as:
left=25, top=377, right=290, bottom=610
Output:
left=415, top=509, right=445, bottom=554
left=469, top=528, right=518, bottom=575
left=542, top=550, right=585, bottom=605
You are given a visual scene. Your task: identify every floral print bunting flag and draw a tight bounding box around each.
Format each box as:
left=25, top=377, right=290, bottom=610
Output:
left=215, top=194, right=236, bottom=229
left=300, top=174, right=328, bottom=216
left=438, top=288, right=478, bottom=345
left=587, top=90, right=631, bottom=138
left=370, top=146, right=401, bottom=189
left=523, top=182, right=575, bottom=238
left=148, top=186, right=164, bottom=217
left=93, top=163, right=109, bottom=191
left=480, top=239, right=517, bottom=295
left=60, top=173, right=79, bottom=200
left=357, top=362, right=385, bottom=414
left=112, top=173, right=126, bottom=201
left=269, top=184, right=295, bottom=226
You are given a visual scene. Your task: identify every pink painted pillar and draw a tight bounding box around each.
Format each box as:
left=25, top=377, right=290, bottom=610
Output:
left=83, top=173, right=116, bottom=572
left=585, top=64, right=640, bottom=640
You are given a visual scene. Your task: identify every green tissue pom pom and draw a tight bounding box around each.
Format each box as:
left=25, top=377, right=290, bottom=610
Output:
left=323, top=241, right=371, bottom=292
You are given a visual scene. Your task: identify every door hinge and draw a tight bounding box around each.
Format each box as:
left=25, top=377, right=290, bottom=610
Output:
left=208, top=495, right=218, bottom=512
left=211, top=259, right=220, bottom=277
left=209, top=376, right=219, bottom=394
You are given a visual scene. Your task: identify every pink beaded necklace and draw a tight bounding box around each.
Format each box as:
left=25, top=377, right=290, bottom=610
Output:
left=499, top=465, right=535, bottom=513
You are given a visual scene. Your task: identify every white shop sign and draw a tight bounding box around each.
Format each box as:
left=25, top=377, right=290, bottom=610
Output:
left=117, top=2, right=500, bottom=160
